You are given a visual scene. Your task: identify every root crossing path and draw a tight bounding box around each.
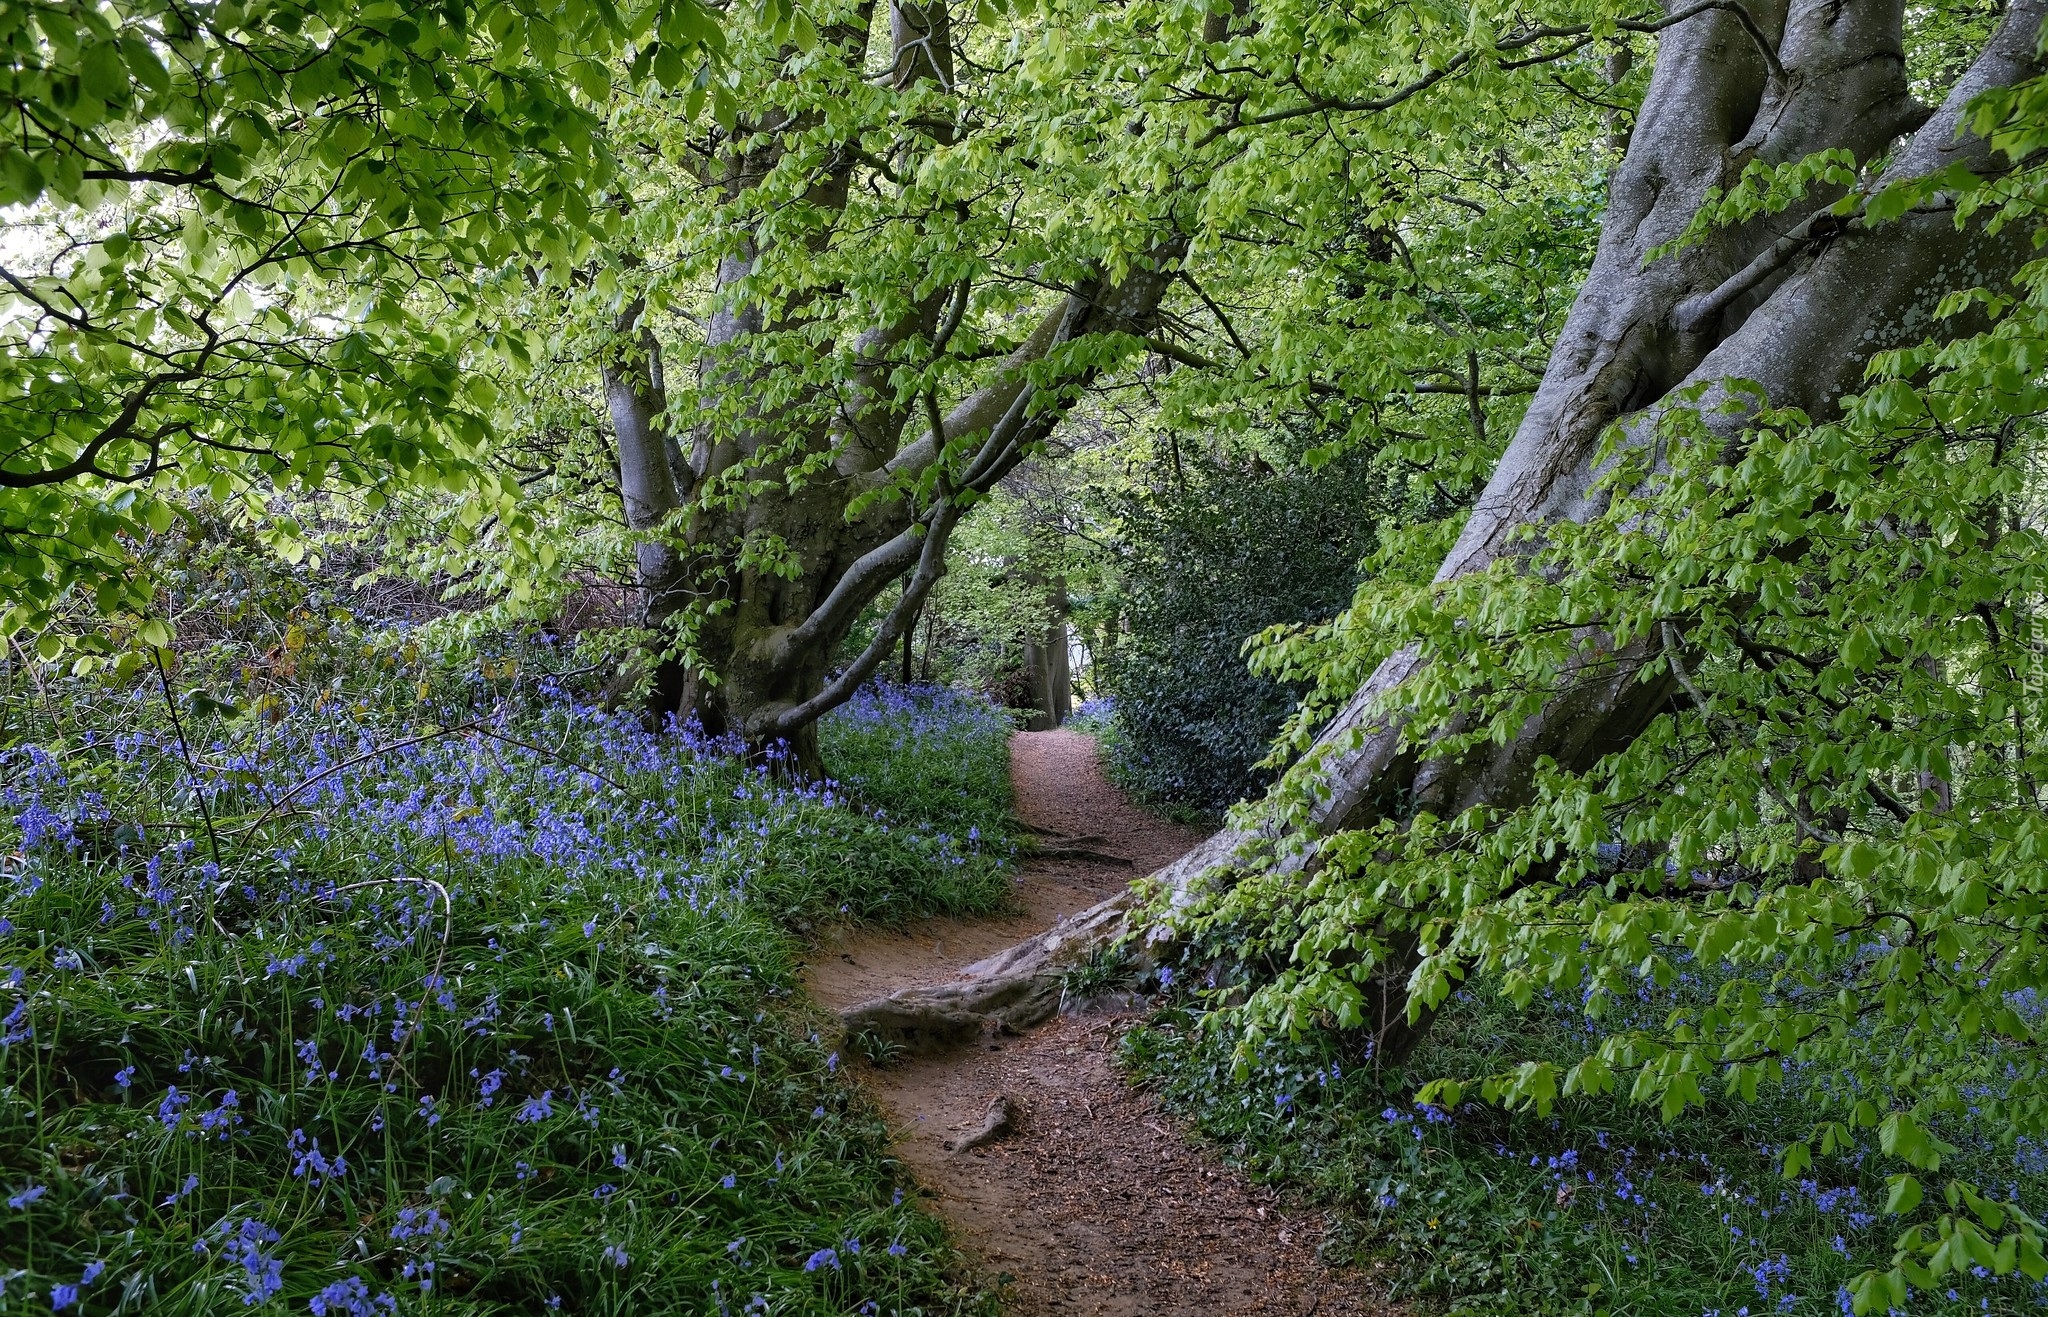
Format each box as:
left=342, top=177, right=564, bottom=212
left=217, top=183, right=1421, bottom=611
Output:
left=806, top=730, right=1391, bottom=1316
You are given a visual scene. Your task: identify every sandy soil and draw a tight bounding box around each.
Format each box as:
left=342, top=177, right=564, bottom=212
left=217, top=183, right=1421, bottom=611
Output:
left=805, top=729, right=1394, bottom=1316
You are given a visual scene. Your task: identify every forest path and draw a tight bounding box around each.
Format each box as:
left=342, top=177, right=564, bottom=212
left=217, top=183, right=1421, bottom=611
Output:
left=805, top=730, right=1390, bottom=1316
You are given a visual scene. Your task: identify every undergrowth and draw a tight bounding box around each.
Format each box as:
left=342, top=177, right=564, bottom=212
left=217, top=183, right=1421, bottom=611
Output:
left=0, top=632, right=1011, bottom=1315
left=1067, top=700, right=1209, bottom=830
left=816, top=686, right=1016, bottom=849
left=1124, top=970, right=2048, bottom=1317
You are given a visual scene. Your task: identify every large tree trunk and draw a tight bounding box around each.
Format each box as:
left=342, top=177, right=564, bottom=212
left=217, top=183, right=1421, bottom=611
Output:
left=599, top=0, right=1186, bottom=770
left=843, top=0, right=2048, bottom=1051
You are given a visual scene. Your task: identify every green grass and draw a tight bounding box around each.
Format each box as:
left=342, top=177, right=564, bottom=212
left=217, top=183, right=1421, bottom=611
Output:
left=1123, top=974, right=2048, bottom=1316
left=0, top=643, right=1014, bottom=1316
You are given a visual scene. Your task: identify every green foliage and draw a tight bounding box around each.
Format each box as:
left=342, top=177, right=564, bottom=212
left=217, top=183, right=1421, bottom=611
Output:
left=470, top=0, right=1650, bottom=689
left=1124, top=974, right=2048, bottom=1314
left=1095, top=438, right=1400, bottom=818
left=0, top=627, right=1013, bottom=1313
left=0, top=0, right=719, bottom=641
left=1172, top=71, right=2048, bottom=1308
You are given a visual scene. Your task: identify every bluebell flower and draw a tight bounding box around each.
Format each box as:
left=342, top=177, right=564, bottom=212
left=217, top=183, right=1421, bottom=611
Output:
left=309, top=1277, right=395, bottom=1316
left=8, top=1183, right=47, bottom=1209
left=390, top=1206, right=451, bottom=1242
left=213, top=1217, right=284, bottom=1306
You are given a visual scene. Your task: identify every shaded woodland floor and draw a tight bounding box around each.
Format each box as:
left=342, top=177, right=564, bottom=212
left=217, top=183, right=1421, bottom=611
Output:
left=805, top=730, right=1393, bottom=1315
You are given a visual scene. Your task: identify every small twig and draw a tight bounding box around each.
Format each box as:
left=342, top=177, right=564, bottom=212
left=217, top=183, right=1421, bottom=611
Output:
left=233, top=722, right=484, bottom=838
left=150, top=648, right=223, bottom=870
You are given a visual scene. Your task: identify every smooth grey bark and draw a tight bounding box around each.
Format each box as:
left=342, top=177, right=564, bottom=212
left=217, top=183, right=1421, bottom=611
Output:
left=1022, top=575, right=1074, bottom=730
left=842, top=0, right=2048, bottom=1052
left=602, top=5, right=1185, bottom=769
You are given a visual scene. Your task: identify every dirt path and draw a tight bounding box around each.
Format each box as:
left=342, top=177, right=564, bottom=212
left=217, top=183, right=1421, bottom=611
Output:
left=807, top=730, right=1391, bottom=1316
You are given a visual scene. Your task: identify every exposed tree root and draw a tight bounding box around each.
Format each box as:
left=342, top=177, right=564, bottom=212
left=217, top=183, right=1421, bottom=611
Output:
left=942, top=1095, right=1017, bottom=1152
left=839, top=828, right=1246, bottom=1052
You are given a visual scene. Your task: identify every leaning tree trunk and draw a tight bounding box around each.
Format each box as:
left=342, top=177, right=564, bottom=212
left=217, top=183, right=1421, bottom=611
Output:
left=843, top=0, right=2048, bottom=1053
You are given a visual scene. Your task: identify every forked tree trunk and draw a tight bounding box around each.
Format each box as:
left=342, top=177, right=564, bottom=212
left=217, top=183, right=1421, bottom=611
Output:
left=599, top=3, right=1220, bottom=772
left=610, top=247, right=1182, bottom=773
left=843, top=0, right=2048, bottom=1053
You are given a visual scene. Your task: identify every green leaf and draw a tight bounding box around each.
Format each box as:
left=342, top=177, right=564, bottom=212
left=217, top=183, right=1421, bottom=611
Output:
left=79, top=40, right=130, bottom=103
left=652, top=41, right=687, bottom=88
left=1880, top=1112, right=1941, bottom=1171
left=120, top=36, right=171, bottom=93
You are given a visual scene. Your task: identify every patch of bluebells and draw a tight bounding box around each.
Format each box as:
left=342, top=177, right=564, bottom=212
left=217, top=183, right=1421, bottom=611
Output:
left=1141, top=951, right=2048, bottom=1317
left=199, top=1217, right=285, bottom=1307
left=0, top=670, right=995, bottom=1311
left=1, top=678, right=1007, bottom=940
left=309, top=1277, right=396, bottom=1316
left=287, top=1129, right=347, bottom=1187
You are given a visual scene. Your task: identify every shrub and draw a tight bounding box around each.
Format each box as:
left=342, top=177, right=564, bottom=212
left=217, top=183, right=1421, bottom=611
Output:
left=1123, top=960, right=2048, bottom=1316
left=1095, top=444, right=1400, bottom=819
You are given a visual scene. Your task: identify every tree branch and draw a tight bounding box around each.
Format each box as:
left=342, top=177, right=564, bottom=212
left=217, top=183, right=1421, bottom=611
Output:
left=767, top=496, right=964, bottom=734
left=1212, top=1, right=1782, bottom=141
